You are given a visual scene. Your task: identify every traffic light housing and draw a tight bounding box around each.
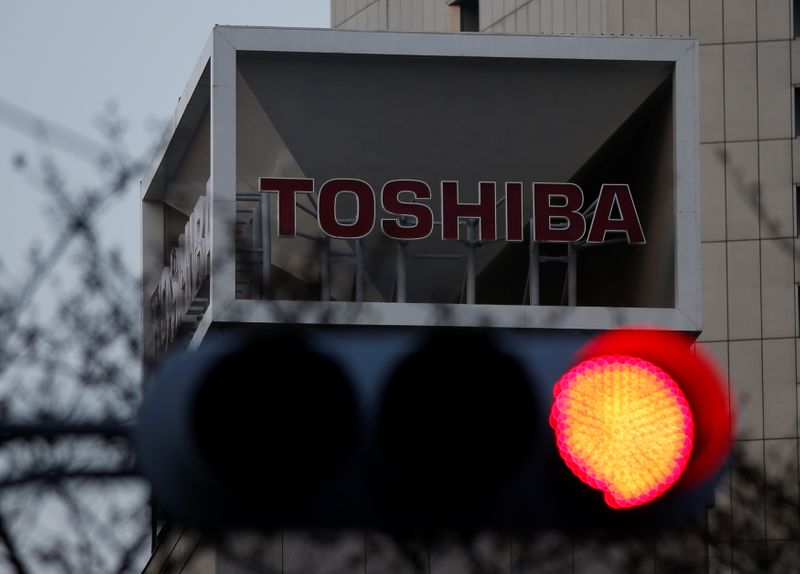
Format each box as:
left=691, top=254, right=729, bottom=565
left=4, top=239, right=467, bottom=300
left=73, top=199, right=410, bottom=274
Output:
left=135, top=325, right=732, bottom=533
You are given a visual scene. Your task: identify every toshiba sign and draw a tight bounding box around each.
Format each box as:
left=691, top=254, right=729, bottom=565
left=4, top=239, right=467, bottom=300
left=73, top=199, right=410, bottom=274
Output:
left=141, top=27, right=700, bottom=359
left=260, top=178, right=645, bottom=244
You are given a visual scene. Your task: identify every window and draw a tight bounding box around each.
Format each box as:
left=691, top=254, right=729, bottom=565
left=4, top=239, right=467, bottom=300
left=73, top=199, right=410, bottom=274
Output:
left=461, top=0, right=479, bottom=32
left=795, top=0, right=800, bottom=38
left=796, top=185, right=800, bottom=237
left=795, top=87, right=800, bottom=137
left=449, top=0, right=479, bottom=32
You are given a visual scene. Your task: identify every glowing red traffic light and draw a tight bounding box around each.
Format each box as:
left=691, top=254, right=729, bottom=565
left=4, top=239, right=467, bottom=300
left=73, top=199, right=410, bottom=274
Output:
left=550, top=329, right=733, bottom=510
left=550, top=355, right=694, bottom=508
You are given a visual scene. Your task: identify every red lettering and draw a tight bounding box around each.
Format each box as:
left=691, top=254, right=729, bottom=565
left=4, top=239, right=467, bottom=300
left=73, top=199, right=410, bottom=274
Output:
left=505, top=182, right=524, bottom=241
left=441, top=181, right=497, bottom=241
left=259, top=177, right=314, bottom=237
left=533, top=183, right=586, bottom=242
left=586, top=184, right=646, bottom=244
left=318, top=179, right=375, bottom=239
left=259, top=177, right=643, bottom=245
left=380, top=180, right=434, bottom=240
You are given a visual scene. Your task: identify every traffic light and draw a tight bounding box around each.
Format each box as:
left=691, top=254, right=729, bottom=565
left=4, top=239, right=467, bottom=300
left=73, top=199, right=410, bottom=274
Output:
left=135, top=325, right=732, bottom=533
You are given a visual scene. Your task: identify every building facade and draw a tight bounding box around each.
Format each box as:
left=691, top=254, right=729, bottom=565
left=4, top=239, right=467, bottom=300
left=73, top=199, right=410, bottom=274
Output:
left=141, top=1, right=799, bottom=572
left=332, top=0, right=800, bottom=570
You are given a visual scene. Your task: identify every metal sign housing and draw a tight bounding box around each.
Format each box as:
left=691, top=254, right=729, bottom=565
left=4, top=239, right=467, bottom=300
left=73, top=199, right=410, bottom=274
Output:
left=140, top=27, right=699, bottom=362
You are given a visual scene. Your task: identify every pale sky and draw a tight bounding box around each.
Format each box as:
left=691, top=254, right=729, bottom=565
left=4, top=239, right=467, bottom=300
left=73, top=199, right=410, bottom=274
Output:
left=0, top=0, right=330, bottom=281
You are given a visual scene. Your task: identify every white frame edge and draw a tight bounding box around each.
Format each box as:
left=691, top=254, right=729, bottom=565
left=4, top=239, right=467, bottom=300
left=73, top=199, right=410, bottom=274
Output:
left=198, top=26, right=700, bottom=334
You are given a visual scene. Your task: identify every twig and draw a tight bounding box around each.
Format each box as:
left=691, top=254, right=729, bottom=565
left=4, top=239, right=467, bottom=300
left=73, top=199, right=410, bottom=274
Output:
left=0, top=514, right=29, bottom=574
left=0, top=469, right=139, bottom=490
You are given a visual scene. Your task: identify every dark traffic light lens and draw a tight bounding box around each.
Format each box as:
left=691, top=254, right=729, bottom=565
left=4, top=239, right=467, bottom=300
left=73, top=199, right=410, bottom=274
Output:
left=192, top=332, right=357, bottom=502
left=378, top=330, right=538, bottom=519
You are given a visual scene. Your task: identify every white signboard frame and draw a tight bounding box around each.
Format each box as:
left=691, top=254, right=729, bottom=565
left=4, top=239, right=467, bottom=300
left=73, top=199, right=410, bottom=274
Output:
left=141, top=26, right=699, bottom=352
